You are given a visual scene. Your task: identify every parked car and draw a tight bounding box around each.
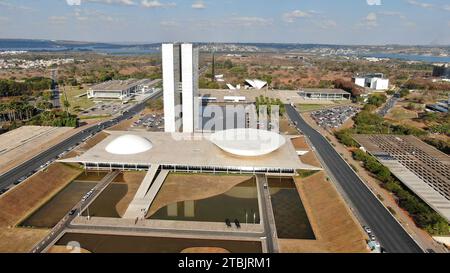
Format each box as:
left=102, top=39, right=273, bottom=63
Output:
left=363, top=226, right=372, bottom=234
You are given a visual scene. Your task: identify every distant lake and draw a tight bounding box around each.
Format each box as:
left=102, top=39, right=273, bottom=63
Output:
left=363, top=53, right=450, bottom=63
left=0, top=39, right=160, bottom=55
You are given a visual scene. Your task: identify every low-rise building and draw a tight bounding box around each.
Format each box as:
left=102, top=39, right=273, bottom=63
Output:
left=432, top=64, right=450, bottom=78
left=298, top=88, right=351, bottom=101
left=353, top=73, right=389, bottom=91
left=87, top=79, right=157, bottom=100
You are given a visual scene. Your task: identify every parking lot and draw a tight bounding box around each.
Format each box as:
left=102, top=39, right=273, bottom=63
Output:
left=311, top=105, right=359, bottom=129
left=131, top=113, right=164, bottom=131
left=80, top=102, right=132, bottom=118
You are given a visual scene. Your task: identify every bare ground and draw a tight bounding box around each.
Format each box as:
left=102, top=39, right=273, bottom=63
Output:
left=0, top=163, right=82, bottom=252
left=0, top=228, right=50, bottom=253
left=279, top=171, right=369, bottom=253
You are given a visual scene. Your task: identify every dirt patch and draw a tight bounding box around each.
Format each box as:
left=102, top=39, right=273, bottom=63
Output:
left=0, top=163, right=83, bottom=227
left=147, top=173, right=252, bottom=217
left=278, top=239, right=329, bottom=253
left=291, top=136, right=310, bottom=150
left=385, top=105, right=418, bottom=121
left=300, top=151, right=321, bottom=168
left=279, top=117, right=299, bottom=135
left=0, top=228, right=50, bottom=253
left=279, top=171, right=369, bottom=253
left=47, top=245, right=91, bottom=253
left=181, top=247, right=230, bottom=253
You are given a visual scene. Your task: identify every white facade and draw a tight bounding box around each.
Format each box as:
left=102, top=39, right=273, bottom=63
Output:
left=163, top=43, right=199, bottom=133
left=353, top=75, right=389, bottom=90
left=224, top=96, right=246, bottom=102
left=371, top=78, right=389, bottom=90
left=105, top=134, right=153, bottom=155
left=354, top=77, right=366, bottom=88
left=209, top=128, right=286, bottom=157
left=245, top=79, right=268, bottom=90
left=162, top=44, right=177, bottom=133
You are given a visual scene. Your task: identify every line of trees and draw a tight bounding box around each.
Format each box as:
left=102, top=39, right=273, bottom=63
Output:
left=27, top=110, right=78, bottom=127
left=0, top=100, right=36, bottom=122
left=255, top=95, right=285, bottom=116
left=0, top=77, right=52, bottom=97
left=352, top=149, right=449, bottom=235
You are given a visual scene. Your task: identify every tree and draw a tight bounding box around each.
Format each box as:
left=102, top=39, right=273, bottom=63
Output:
left=63, top=99, right=71, bottom=112
left=367, top=94, right=387, bottom=107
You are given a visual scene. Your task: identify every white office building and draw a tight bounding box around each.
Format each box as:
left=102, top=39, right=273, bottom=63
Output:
left=162, top=43, right=199, bottom=133
left=87, top=79, right=157, bottom=100
left=353, top=73, right=389, bottom=91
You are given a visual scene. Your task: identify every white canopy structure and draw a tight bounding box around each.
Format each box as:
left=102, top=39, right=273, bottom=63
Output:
left=105, top=134, right=153, bottom=155
left=209, top=128, right=286, bottom=157
left=59, top=131, right=321, bottom=174
left=245, top=79, right=268, bottom=90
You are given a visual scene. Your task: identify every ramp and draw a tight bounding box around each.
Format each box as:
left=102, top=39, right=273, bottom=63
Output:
left=123, top=169, right=169, bottom=219
left=135, top=164, right=160, bottom=199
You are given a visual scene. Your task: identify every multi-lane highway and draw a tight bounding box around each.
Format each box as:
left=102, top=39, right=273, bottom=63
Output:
left=0, top=90, right=162, bottom=190
left=285, top=104, right=423, bottom=253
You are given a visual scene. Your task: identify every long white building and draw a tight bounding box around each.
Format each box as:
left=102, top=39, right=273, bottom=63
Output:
left=162, top=43, right=199, bottom=133
left=87, top=79, right=157, bottom=100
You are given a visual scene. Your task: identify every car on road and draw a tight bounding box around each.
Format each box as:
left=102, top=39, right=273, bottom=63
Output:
left=69, top=209, right=77, bottom=216
left=363, top=226, right=372, bottom=234
left=14, top=177, right=27, bottom=185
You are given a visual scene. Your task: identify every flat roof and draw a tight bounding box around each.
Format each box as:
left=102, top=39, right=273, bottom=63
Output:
left=353, top=134, right=450, bottom=222
left=198, top=89, right=347, bottom=104
left=89, top=79, right=153, bottom=92
left=60, top=131, right=320, bottom=171
left=0, top=126, right=72, bottom=173
left=299, top=88, right=350, bottom=95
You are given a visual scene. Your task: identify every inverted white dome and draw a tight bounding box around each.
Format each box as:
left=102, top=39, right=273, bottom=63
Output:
left=105, top=134, right=153, bottom=155
left=209, top=128, right=286, bottom=157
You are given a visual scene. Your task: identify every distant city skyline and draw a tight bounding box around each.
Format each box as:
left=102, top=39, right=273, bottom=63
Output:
left=0, top=0, right=449, bottom=45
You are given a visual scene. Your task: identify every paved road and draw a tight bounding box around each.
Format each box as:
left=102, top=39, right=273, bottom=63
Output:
left=378, top=93, right=399, bottom=117
left=285, top=104, right=423, bottom=253
left=0, top=90, right=162, bottom=190
left=51, top=85, right=61, bottom=108
left=256, top=174, right=279, bottom=253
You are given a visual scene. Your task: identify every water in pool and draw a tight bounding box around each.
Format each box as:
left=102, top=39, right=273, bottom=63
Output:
left=148, top=179, right=260, bottom=224
left=268, top=177, right=315, bottom=240
left=55, top=233, right=262, bottom=253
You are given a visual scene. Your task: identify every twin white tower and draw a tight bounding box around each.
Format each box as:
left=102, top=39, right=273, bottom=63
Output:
left=162, top=43, right=199, bottom=133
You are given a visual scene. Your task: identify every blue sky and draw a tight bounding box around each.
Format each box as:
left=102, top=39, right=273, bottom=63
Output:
left=0, top=0, right=449, bottom=44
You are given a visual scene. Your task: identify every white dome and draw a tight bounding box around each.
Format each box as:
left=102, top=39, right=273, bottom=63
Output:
left=105, top=134, right=153, bottom=155
left=209, top=128, right=286, bottom=157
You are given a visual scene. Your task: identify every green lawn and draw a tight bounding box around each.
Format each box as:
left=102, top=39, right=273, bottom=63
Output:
left=386, top=107, right=418, bottom=121
left=60, top=85, right=95, bottom=114
left=295, top=104, right=329, bottom=112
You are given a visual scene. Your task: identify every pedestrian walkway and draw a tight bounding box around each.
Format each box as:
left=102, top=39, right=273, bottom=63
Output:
left=123, top=167, right=168, bottom=219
